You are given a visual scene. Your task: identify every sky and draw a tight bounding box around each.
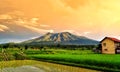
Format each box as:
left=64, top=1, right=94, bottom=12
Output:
left=0, top=0, right=120, bottom=43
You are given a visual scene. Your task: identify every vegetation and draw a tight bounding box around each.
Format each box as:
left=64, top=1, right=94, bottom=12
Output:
left=24, top=49, right=94, bottom=55
left=28, top=54, right=120, bottom=71
left=0, top=44, right=119, bottom=71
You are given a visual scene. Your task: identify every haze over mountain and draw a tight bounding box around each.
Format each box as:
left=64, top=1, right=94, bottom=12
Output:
left=23, top=32, right=99, bottom=45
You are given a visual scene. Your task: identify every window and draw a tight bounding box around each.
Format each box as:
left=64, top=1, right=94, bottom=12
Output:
left=104, top=49, right=108, bottom=51
left=103, top=43, right=106, bottom=47
left=119, top=43, right=120, bottom=46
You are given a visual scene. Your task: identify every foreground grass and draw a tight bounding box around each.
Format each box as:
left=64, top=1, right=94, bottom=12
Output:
left=29, top=54, right=120, bottom=72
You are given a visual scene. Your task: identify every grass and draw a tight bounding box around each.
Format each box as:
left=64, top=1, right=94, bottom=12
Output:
left=28, top=54, right=120, bottom=71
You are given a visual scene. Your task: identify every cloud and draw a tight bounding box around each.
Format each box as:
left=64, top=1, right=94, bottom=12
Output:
left=12, top=17, right=54, bottom=34
left=30, top=18, right=39, bottom=24
left=0, top=14, right=52, bottom=34
left=0, top=24, right=9, bottom=32
left=0, top=14, right=12, bottom=19
left=62, top=30, right=81, bottom=36
left=61, top=0, right=89, bottom=9
left=83, top=31, right=91, bottom=35
left=40, top=24, right=50, bottom=27
left=62, top=30, right=75, bottom=33
left=23, top=25, right=54, bottom=33
left=49, top=30, right=54, bottom=33
left=15, top=18, right=39, bottom=26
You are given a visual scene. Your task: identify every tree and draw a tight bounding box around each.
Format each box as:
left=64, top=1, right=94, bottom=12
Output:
left=56, top=44, right=60, bottom=48
left=39, top=46, right=44, bottom=50
left=3, top=44, right=9, bottom=49
left=25, top=45, right=28, bottom=50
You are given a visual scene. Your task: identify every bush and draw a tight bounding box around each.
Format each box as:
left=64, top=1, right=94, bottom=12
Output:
left=0, top=53, right=15, bottom=61
left=13, top=52, right=27, bottom=60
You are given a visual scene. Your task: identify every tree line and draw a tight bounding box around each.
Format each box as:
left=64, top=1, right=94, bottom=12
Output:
left=0, top=42, right=98, bottom=50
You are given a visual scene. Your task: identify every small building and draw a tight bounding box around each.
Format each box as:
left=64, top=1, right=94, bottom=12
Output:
left=100, top=37, right=120, bottom=54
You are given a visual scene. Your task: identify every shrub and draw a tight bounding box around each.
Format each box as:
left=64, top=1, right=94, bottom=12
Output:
left=13, top=52, right=27, bottom=60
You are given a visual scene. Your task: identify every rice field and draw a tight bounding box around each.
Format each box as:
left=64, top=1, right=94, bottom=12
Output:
left=0, top=60, right=98, bottom=72
left=29, top=54, right=120, bottom=71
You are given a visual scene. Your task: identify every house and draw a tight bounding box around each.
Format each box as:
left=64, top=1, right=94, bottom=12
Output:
left=100, top=37, right=120, bottom=54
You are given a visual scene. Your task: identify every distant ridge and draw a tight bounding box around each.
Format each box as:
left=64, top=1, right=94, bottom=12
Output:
left=22, top=32, right=99, bottom=45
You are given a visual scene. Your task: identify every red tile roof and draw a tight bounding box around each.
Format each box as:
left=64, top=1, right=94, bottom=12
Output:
left=107, top=37, right=120, bottom=42
left=101, top=37, right=120, bottom=43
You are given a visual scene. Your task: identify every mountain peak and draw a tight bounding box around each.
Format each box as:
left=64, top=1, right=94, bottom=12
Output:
left=45, top=32, right=52, bottom=35
left=23, top=32, right=99, bottom=45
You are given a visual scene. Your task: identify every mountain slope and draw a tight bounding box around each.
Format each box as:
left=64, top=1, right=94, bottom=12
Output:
left=23, top=32, right=99, bottom=45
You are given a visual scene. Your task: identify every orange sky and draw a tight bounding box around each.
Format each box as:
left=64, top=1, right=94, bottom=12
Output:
left=0, top=0, right=120, bottom=42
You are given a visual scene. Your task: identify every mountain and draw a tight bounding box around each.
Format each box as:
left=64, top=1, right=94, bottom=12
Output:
left=22, top=32, right=99, bottom=45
